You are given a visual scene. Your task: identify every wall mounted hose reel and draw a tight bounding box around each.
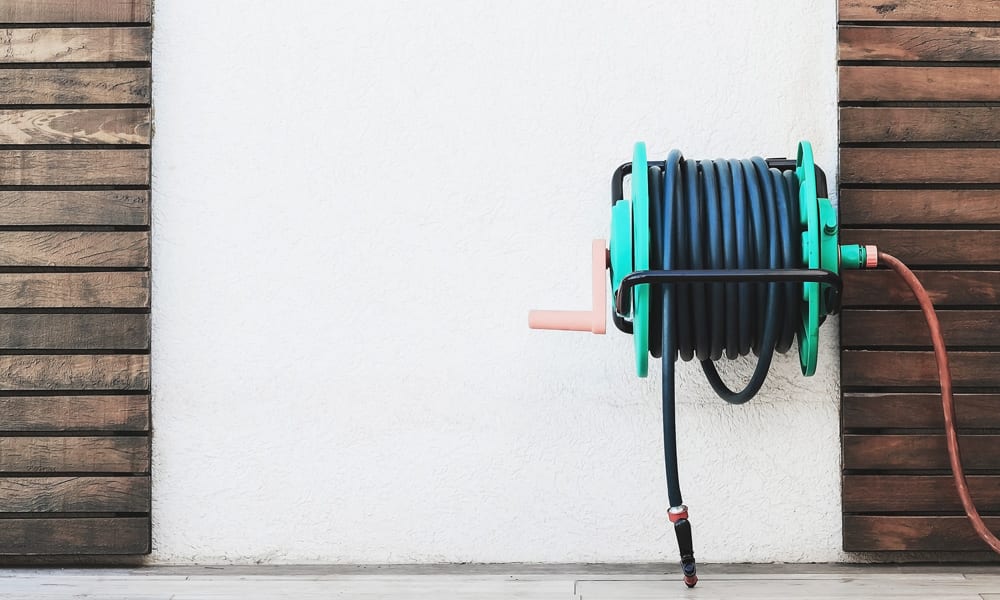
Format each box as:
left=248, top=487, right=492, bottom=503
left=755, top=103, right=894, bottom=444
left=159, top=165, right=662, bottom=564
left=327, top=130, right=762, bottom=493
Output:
left=529, top=141, right=997, bottom=587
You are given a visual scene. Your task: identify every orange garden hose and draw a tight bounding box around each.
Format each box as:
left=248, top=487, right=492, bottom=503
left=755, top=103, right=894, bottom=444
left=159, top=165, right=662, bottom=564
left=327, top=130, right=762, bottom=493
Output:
left=879, top=250, right=1000, bottom=554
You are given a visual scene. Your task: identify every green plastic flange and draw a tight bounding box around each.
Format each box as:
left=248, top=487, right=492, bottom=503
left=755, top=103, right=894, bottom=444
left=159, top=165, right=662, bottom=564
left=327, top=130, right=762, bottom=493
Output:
left=796, top=141, right=821, bottom=376
left=631, top=142, right=650, bottom=377
left=796, top=141, right=840, bottom=376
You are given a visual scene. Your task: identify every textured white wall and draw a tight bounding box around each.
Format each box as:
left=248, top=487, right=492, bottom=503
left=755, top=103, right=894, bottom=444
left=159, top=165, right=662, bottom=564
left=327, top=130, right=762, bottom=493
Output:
left=151, top=0, right=840, bottom=563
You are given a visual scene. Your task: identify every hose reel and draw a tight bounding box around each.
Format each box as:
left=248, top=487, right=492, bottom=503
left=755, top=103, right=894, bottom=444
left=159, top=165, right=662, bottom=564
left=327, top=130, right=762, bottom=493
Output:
left=610, top=141, right=853, bottom=378
left=529, top=141, right=874, bottom=586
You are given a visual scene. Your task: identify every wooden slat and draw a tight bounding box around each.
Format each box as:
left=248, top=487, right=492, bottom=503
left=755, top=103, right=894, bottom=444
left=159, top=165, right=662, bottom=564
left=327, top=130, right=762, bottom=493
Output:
left=0, top=395, right=148, bottom=431
left=0, top=108, right=150, bottom=145
left=0, top=436, right=148, bottom=472
left=0, top=27, right=150, bottom=63
left=844, top=516, right=1000, bottom=552
left=0, top=314, right=149, bottom=350
left=840, top=107, right=1000, bottom=143
left=840, top=229, right=1000, bottom=266
left=840, top=190, right=1000, bottom=225
left=840, top=66, right=1000, bottom=102
left=0, top=355, right=149, bottom=391
left=842, top=350, right=998, bottom=387
left=0, top=231, right=148, bottom=268
left=0, top=1, right=151, bottom=23
left=839, top=0, right=1000, bottom=22
left=843, top=270, right=1000, bottom=306
left=0, top=517, right=148, bottom=555
left=0, top=150, right=149, bottom=185
left=841, top=148, right=1000, bottom=184
left=839, top=26, right=1000, bottom=61
left=844, top=393, right=1000, bottom=429
left=844, top=434, right=1000, bottom=470
left=0, top=476, right=148, bottom=512
left=0, top=68, right=150, bottom=105
left=0, top=272, right=149, bottom=309
left=0, top=190, right=149, bottom=226
left=844, top=475, right=1000, bottom=512
left=842, top=309, right=1000, bottom=346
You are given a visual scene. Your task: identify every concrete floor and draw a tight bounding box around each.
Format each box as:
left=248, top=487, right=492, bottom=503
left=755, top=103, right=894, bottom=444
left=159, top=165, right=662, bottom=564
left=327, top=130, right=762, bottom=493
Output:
left=3, top=564, right=1000, bottom=599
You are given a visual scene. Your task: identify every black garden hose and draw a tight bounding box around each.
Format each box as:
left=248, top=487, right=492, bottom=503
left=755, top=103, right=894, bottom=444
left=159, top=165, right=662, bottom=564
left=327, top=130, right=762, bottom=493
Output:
left=621, top=152, right=810, bottom=586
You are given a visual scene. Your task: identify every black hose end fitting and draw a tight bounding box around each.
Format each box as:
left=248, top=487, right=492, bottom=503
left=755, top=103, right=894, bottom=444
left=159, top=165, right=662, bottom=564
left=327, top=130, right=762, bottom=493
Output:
left=670, top=506, right=697, bottom=587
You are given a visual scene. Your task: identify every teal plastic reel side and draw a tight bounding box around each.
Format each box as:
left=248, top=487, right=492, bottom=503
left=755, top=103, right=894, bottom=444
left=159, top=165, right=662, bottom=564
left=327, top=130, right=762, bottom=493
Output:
left=796, top=141, right=839, bottom=376
left=632, top=143, right=650, bottom=377
left=609, top=142, right=650, bottom=377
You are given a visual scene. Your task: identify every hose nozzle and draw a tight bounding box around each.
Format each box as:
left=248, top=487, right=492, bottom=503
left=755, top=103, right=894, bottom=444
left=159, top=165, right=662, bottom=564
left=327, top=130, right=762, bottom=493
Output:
left=669, top=505, right=697, bottom=588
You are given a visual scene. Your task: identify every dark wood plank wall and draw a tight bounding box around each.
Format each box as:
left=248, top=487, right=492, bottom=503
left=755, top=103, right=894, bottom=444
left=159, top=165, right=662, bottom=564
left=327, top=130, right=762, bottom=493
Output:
left=0, top=0, right=151, bottom=555
left=839, top=0, right=1000, bottom=553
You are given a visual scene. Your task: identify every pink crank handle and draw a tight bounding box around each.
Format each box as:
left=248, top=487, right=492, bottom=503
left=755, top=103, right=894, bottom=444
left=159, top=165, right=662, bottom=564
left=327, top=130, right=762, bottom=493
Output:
left=528, top=239, right=608, bottom=334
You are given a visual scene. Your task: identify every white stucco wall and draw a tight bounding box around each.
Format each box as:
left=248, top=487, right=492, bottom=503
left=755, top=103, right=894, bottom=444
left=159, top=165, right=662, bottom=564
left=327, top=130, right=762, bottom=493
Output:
left=151, top=0, right=840, bottom=563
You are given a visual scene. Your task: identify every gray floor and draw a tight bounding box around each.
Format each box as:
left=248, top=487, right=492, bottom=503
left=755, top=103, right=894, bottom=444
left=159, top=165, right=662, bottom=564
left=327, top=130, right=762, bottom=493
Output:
left=3, top=564, right=1000, bottom=599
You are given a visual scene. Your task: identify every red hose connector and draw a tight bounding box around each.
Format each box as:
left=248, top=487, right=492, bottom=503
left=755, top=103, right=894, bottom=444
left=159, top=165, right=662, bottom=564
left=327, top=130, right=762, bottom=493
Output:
left=667, top=505, right=689, bottom=523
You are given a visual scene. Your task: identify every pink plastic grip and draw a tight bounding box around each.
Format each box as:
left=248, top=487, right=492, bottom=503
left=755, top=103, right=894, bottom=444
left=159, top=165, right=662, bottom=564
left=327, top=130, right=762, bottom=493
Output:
left=865, top=244, right=879, bottom=269
left=528, top=239, right=607, bottom=335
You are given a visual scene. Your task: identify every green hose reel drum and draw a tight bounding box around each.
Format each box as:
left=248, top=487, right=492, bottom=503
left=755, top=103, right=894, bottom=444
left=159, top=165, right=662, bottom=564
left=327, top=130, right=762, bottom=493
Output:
left=610, top=141, right=841, bottom=378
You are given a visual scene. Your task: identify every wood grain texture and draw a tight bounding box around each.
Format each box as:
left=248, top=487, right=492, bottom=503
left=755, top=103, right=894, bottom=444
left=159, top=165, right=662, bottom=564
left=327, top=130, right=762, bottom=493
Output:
left=842, top=310, right=1000, bottom=346
left=0, top=476, right=148, bottom=512
left=0, top=108, right=150, bottom=144
left=0, top=517, right=148, bottom=555
left=0, top=354, right=149, bottom=391
left=0, top=27, right=150, bottom=62
left=844, top=434, right=1000, bottom=470
left=843, top=270, right=1000, bottom=306
left=0, top=436, right=148, bottom=472
left=0, top=190, right=149, bottom=226
left=840, top=229, right=1000, bottom=266
left=0, top=68, right=149, bottom=105
left=839, top=0, right=1000, bottom=22
left=0, top=231, right=148, bottom=267
left=0, top=1, right=151, bottom=23
left=0, top=395, right=148, bottom=431
left=844, top=393, right=1000, bottom=429
left=0, top=314, right=149, bottom=349
left=839, top=26, right=1000, bottom=61
left=840, top=190, right=1000, bottom=225
left=841, top=149, right=1000, bottom=184
left=840, top=107, right=1000, bottom=143
left=842, top=350, right=998, bottom=387
left=0, top=5, right=154, bottom=556
left=845, top=516, right=1000, bottom=552
left=840, top=66, right=1000, bottom=102
left=838, top=0, right=1000, bottom=556
left=0, top=272, right=149, bottom=308
left=0, top=150, right=149, bottom=185
left=844, top=475, right=1000, bottom=512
